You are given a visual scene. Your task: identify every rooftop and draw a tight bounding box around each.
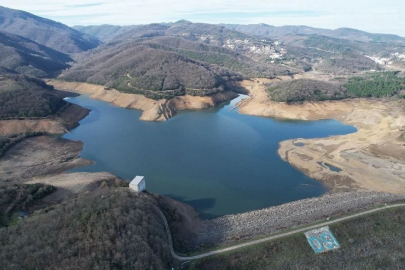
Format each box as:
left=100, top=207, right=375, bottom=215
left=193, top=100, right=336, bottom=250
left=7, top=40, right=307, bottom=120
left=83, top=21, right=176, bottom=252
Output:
left=131, top=176, right=145, bottom=185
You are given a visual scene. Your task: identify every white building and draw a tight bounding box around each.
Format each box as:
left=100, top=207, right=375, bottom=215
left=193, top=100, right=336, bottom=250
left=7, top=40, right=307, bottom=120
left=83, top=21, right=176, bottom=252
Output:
left=129, top=176, right=146, bottom=192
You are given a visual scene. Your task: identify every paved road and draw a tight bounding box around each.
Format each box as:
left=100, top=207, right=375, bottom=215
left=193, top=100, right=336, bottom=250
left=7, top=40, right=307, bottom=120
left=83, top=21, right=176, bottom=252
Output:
left=154, top=203, right=405, bottom=261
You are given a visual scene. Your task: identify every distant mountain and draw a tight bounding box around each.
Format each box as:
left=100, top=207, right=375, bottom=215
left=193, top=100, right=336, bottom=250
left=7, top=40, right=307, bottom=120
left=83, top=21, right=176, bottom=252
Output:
left=222, top=24, right=405, bottom=44
left=74, top=20, right=269, bottom=55
left=68, top=20, right=405, bottom=90
left=73, top=20, right=405, bottom=78
left=0, top=6, right=101, bottom=53
left=73, top=25, right=140, bottom=42
left=279, top=34, right=381, bottom=74
left=111, top=20, right=254, bottom=48
left=0, top=30, right=71, bottom=77
left=73, top=21, right=297, bottom=72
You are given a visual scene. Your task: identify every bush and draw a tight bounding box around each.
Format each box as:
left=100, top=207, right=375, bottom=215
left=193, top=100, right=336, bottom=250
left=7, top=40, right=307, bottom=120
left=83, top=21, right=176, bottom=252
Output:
left=345, top=71, right=405, bottom=98
left=0, top=188, right=173, bottom=269
left=268, top=79, right=348, bottom=102
left=0, top=74, right=66, bottom=119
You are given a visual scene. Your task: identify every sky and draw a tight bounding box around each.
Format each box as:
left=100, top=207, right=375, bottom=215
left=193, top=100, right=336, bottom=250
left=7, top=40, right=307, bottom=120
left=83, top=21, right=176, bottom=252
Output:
left=1, top=0, right=404, bottom=36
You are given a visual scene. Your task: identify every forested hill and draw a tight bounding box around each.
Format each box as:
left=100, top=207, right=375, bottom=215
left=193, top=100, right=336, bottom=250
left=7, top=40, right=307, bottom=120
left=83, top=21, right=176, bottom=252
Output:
left=61, top=39, right=240, bottom=100
left=0, top=30, right=71, bottom=77
left=73, top=24, right=139, bottom=42
left=221, top=24, right=405, bottom=44
left=0, top=188, right=173, bottom=269
left=0, top=71, right=67, bottom=119
left=267, top=72, right=405, bottom=103
left=61, top=36, right=293, bottom=99
left=0, top=6, right=101, bottom=53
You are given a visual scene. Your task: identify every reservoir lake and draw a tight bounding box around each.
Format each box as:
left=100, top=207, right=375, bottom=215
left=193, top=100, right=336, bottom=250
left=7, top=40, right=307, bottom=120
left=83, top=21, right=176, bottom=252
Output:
left=64, top=95, right=357, bottom=218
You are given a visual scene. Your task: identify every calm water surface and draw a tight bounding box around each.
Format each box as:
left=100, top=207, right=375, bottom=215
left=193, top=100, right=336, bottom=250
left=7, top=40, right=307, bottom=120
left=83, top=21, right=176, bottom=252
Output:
left=63, top=95, right=356, bottom=218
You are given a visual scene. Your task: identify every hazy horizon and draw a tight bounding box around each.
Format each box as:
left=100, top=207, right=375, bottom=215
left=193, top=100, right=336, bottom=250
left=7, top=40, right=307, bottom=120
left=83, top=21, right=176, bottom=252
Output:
left=0, top=0, right=404, bottom=37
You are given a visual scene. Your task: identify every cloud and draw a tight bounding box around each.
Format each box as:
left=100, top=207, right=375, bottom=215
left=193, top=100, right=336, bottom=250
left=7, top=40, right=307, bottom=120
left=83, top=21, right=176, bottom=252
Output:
left=0, top=0, right=404, bottom=36
left=65, top=3, right=105, bottom=8
left=171, top=10, right=326, bottom=22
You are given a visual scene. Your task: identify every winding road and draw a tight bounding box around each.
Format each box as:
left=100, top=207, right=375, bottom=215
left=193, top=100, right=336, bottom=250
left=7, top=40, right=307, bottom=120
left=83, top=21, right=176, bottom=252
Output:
left=155, top=203, right=405, bottom=261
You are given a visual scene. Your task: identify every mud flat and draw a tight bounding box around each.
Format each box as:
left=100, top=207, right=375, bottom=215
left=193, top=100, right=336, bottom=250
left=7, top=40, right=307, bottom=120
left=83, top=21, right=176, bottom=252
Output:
left=48, top=80, right=237, bottom=121
left=0, top=135, right=125, bottom=202
left=27, top=172, right=121, bottom=202
left=237, top=78, right=405, bottom=194
left=0, top=136, right=92, bottom=184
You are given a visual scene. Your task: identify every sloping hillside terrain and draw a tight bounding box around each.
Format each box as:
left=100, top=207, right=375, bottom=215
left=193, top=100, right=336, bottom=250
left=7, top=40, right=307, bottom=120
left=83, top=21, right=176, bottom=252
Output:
left=62, top=40, right=240, bottom=99
left=63, top=21, right=303, bottom=99
left=266, top=71, right=405, bottom=102
left=222, top=23, right=405, bottom=44
left=0, top=6, right=100, bottom=53
left=0, top=187, right=173, bottom=270
left=0, top=71, right=67, bottom=119
left=61, top=32, right=298, bottom=99
left=0, top=30, right=71, bottom=77
left=73, top=24, right=139, bottom=42
left=72, top=20, right=405, bottom=84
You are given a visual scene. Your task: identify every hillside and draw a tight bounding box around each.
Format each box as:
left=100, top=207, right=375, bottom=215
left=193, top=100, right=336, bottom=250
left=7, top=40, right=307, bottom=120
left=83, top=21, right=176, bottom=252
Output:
left=0, top=72, right=67, bottom=119
left=61, top=34, right=296, bottom=99
left=344, top=71, right=405, bottom=98
left=278, top=35, right=383, bottom=74
left=73, top=24, right=140, bottom=42
left=0, top=183, right=55, bottom=226
left=222, top=23, right=405, bottom=44
left=266, top=72, right=405, bottom=103
left=107, top=20, right=295, bottom=65
left=268, top=79, right=348, bottom=102
left=111, top=20, right=251, bottom=46
left=0, top=30, right=71, bottom=77
left=0, top=6, right=100, bottom=53
left=61, top=40, right=240, bottom=99
left=73, top=21, right=405, bottom=77
left=0, top=188, right=173, bottom=269
left=220, top=24, right=405, bottom=74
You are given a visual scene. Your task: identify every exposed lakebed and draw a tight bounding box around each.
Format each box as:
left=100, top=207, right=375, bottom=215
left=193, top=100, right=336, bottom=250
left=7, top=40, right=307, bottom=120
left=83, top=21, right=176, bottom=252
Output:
left=64, top=95, right=356, bottom=218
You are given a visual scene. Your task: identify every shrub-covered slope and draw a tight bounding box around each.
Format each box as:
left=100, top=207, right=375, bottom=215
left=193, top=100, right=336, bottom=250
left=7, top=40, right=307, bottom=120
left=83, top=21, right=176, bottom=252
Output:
left=223, top=23, right=405, bottom=44
left=62, top=41, right=238, bottom=99
left=62, top=35, right=294, bottom=99
left=267, top=72, right=405, bottom=102
left=0, top=30, right=71, bottom=77
left=0, top=6, right=100, bottom=53
left=345, top=71, right=405, bottom=98
left=268, top=79, right=348, bottom=102
left=0, top=72, right=67, bottom=118
left=0, top=188, right=172, bottom=269
left=0, top=183, right=55, bottom=227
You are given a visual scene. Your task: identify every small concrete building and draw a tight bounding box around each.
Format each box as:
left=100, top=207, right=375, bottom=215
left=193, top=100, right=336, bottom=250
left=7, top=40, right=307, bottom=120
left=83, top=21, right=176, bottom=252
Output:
left=130, top=176, right=146, bottom=192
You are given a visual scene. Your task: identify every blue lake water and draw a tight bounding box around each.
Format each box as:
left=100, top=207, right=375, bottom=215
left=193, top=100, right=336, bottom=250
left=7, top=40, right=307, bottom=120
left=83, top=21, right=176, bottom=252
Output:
left=63, top=95, right=357, bottom=218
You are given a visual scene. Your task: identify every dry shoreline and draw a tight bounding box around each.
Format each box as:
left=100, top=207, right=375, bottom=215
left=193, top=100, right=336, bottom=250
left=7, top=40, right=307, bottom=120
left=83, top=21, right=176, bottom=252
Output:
left=48, top=78, right=405, bottom=195
left=0, top=100, right=121, bottom=199
left=48, top=80, right=238, bottom=121
left=236, top=77, right=405, bottom=194
left=0, top=103, right=89, bottom=136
